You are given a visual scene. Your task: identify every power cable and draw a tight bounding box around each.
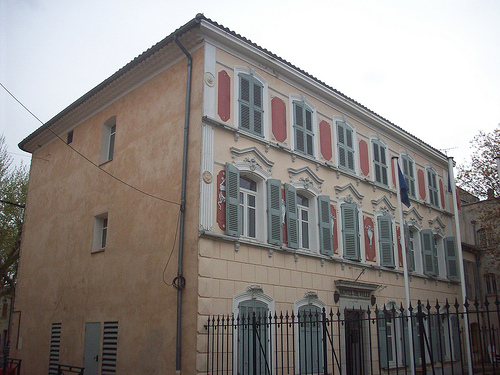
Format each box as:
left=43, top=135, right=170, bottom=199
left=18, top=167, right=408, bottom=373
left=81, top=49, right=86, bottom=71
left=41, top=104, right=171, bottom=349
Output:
left=0, top=82, right=180, bottom=206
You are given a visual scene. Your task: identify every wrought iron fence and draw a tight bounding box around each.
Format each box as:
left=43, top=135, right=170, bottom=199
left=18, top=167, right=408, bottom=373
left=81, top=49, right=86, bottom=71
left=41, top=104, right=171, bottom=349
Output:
left=205, top=297, right=500, bottom=375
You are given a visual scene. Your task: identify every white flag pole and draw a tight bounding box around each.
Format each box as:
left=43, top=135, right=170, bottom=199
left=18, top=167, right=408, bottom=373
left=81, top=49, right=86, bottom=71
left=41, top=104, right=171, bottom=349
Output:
left=448, top=157, right=473, bottom=374
left=392, top=156, right=415, bottom=375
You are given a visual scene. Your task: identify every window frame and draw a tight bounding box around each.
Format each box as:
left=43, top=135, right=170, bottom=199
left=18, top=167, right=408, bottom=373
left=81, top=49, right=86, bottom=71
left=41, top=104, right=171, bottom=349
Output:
left=292, top=100, right=315, bottom=157
left=426, top=167, right=439, bottom=208
left=100, top=116, right=116, bottom=164
left=371, top=138, right=389, bottom=186
left=92, top=213, right=109, bottom=253
left=335, top=119, right=356, bottom=173
left=234, top=67, right=268, bottom=138
left=225, top=163, right=268, bottom=243
left=294, top=295, right=327, bottom=374
left=401, top=153, right=416, bottom=198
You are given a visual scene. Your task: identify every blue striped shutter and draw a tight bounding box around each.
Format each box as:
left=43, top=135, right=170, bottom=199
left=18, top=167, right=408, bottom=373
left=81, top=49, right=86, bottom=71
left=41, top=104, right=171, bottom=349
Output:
left=378, top=216, right=394, bottom=267
left=267, top=179, right=283, bottom=245
left=238, top=74, right=263, bottom=136
left=318, top=195, right=333, bottom=255
left=285, top=184, right=299, bottom=249
left=342, top=203, right=360, bottom=260
left=444, top=237, right=458, bottom=280
left=421, top=230, right=435, bottom=275
left=225, top=163, right=240, bottom=237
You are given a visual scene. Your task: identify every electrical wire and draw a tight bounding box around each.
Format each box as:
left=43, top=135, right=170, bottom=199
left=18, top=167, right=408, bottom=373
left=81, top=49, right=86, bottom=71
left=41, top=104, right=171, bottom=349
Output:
left=1, top=82, right=180, bottom=206
left=163, top=209, right=181, bottom=287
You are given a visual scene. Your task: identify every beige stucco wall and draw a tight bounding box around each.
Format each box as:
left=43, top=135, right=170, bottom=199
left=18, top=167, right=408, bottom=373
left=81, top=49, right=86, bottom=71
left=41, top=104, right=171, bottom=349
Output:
left=12, top=46, right=204, bottom=374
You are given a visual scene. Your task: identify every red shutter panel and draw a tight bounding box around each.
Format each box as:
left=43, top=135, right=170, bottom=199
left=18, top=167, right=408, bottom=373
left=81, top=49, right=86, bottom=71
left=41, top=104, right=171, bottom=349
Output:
left=359, top=140, right=370, bottom=176
left=319, top=120, right=332, bottom=161
left=439, top=179, right=445, bottom=209
left=418, top=169, right=426, bottom=200
left=396, top=225, right=403, bottom=268
left=216, top=170, right=226, bottom=230
left=218, top=70, right=231, bottom=122
left=364, top=216, right=376, bottom=261
left=331, top=204, right=338, bottom=254
left=271, top=97, right=287, bottom=142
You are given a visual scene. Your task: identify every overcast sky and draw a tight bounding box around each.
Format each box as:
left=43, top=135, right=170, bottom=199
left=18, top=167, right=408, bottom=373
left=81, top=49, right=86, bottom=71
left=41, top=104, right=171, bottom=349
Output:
left=1, top=0, right=499, bottom=170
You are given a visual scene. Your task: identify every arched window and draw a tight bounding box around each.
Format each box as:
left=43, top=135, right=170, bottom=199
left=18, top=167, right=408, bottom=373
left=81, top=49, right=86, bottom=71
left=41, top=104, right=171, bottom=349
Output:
left=233, top=287, right=274, bottom=375
left=295, top=293, right=326, bottom=374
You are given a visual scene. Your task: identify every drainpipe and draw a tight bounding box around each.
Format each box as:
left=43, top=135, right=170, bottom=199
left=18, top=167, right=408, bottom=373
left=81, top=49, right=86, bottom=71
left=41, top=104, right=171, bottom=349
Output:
left=173, top=33, right=193, bottom=375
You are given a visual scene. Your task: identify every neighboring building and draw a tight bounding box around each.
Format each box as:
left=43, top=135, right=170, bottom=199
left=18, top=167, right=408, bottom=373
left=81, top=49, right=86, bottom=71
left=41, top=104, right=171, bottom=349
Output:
left=13, top=15, right=467, bottom=374
left=459, top=187, right=500, bottom=304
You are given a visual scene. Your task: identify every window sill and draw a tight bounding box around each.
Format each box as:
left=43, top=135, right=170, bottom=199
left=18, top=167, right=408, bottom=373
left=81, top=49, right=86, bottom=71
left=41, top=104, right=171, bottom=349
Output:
left=91, top=248, right=105, bottom=254
left=99, top=158, right=113, bottom=167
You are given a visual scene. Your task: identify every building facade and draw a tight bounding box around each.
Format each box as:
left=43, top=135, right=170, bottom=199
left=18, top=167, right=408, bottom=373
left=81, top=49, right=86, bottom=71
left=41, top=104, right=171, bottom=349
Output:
left=13, top=15, right=468, bottom=374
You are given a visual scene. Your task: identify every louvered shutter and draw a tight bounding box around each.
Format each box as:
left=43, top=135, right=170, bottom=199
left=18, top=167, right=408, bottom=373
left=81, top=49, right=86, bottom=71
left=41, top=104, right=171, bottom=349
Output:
left=225, top=163, right=240, bottom=237
left=342, top=203, right=359, bottom=260
left=421, top=230, right=435, bottom=275
left=48, top=323, right=61, bottom=375
left=346, top=127, right=355, bottom=171
left=267, top=179, right=283, bottom=245
left=377, top=311, right=388, bottom=368
left=405, top=225, right=415, bottom=272
left=305, top=107, right=313, bottom=156
left=337, top=122, right=346, bottom=168
left=253, top=81, right=263, bottom=135
left=285, top=184, right=299, bottom=249
left=239, top=74, right=264, bottom=136
left=239, top=75, right=251, bottom=131
left=318, top=195, right=333, bottom=255
left=444, top=237, right=458, bottom=280
left=294, top=102, right=305, bottom=153
left=378, top=216, right=394, bottom=267
left=101, top=321, right=119, bottom=375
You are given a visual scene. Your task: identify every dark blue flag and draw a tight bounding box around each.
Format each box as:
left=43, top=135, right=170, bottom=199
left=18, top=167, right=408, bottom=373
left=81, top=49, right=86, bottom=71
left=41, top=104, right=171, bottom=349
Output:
left=398, top=165, right=411, bottom=208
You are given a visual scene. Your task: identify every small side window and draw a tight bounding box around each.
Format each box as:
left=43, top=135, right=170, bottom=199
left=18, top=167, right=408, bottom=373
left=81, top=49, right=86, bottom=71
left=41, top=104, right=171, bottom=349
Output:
left=67, top=130, right=74, bottom=145
left=92, top=213, right=109, bottom=252
left=100, top=116, right=116, bottom=163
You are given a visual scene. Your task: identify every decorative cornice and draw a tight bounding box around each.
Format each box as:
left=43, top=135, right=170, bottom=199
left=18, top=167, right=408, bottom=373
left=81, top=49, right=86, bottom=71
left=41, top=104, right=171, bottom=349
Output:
left=429, top=216, right=446, bottom=230
left=335, top=183, right=364, bottom=202
left=231, top=146, right=274, bottom=178
left=371, top=196, right=396, bottom=212
left=288, top=166, right=324, bottom=191
left=404, top=207, right=424, bottom=222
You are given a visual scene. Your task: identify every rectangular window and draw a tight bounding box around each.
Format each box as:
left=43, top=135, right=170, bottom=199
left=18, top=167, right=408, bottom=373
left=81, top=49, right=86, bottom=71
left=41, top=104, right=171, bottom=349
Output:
left=239, top=176, right=257, bottom=238
left=342, top=203, right=360, bottom=260
left=293, top=101, right=314, bottom=156
left=239, top=73, right=264, bottom=136
left=337, top=121, right=355, bottom=172
left=67, top=130, right=73, bottom=145
left=427, top=169, right=439, bottom=207
left=93, top=213, right=109, bottom=252
left=401, top=155, right=416, bottom=198
left=100, top=116, right=116, bottom=163
left=297, top=194, right=310, bottom=249
left=373, top=140, right=388, bottom=186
